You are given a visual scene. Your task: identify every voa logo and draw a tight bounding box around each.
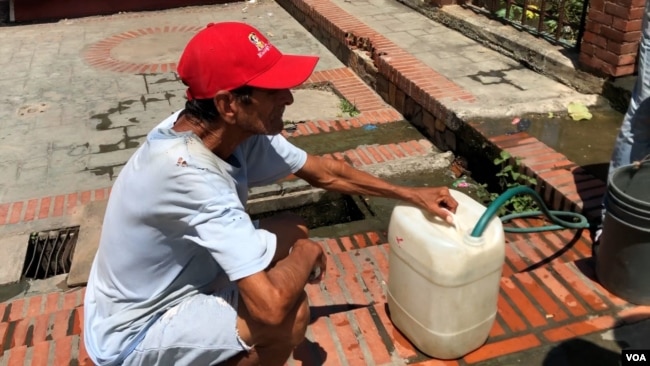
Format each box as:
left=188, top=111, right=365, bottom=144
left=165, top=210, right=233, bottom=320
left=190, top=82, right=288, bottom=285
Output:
left=626, top=353, right=646, bottom=362
left=622, top=350, right=650, bottom=365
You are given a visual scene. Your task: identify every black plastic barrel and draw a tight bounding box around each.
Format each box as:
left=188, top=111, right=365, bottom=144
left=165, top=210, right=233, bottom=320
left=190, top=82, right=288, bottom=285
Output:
left=596, top=161, right=650, bottom=305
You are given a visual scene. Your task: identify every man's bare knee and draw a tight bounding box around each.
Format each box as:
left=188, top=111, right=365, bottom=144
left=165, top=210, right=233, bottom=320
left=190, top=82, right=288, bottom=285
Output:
left=288, top=292, right=310, bottom=347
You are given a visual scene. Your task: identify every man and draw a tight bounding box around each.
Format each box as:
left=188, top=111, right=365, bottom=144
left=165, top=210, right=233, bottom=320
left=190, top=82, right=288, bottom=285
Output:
left=83, top=21, right=458, bottom=366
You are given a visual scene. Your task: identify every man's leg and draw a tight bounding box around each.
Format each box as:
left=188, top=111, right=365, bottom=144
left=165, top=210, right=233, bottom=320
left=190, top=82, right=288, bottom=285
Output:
left=258, top=212, right=309, bottom=262
left=227, top=212, right=311, bottom=365
left=227, top=291, right=310, bottom=366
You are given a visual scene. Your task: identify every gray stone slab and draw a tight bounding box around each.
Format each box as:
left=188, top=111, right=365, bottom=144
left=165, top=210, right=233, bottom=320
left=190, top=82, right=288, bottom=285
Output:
left=67, top=199, right=108, bottom=287
left=0, top=233, right=29, bottom=286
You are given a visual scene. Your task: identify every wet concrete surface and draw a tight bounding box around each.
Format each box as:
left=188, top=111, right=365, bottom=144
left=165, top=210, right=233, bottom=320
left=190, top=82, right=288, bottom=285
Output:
left=469, top=108, right=624, bottom=183
left=289, top=121, right=424, bottom=156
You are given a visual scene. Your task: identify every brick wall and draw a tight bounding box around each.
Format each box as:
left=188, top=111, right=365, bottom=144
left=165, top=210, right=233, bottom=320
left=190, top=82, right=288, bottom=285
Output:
left=579, top=0, right=645, bottom=77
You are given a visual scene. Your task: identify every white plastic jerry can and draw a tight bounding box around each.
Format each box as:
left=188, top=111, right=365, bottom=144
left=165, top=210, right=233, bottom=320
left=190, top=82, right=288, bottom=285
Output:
left=387, top=189, right=505, bottom=360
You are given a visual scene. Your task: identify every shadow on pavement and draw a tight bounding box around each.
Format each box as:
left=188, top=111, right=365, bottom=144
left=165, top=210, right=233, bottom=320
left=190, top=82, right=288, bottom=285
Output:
left=543, top=315, right=650, bottom=366
left=542, top=338, right=619, bottom=366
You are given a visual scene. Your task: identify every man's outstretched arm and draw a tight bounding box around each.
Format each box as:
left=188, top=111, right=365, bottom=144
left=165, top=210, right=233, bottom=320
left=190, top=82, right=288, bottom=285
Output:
left=294, top=154, right=458, bottom=221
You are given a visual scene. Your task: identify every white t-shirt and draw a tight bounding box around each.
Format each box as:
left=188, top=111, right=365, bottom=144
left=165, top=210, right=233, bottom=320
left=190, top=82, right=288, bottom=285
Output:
left=84, top=111, right=307, bottom=365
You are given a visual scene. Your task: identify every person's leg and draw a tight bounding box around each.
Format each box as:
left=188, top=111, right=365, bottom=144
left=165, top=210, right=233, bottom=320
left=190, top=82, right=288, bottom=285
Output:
left=228, top=291, right=310, bottom=366
left=598, top=0, right=650, bottom=250
left=218, top=212, right=311, bottom=365
left=257, top=212, right=309, bottom=262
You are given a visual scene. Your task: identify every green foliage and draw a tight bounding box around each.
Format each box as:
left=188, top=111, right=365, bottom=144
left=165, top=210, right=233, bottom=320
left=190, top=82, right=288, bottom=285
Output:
left=491, top=0, right=584, bottom=45
left=339, top=99, right=360, bottom=117
left=479, top=151, right=539, bottom=215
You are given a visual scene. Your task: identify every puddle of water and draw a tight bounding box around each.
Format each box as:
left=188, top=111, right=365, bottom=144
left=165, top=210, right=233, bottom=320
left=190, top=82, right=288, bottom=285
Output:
left=472, top=108, right=623, bottom=182
left=289, top=121, right=423, bottom=156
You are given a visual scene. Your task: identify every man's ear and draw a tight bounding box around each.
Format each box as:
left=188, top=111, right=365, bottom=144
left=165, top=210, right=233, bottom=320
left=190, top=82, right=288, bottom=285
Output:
left=213, top=91, right=237, bottom=125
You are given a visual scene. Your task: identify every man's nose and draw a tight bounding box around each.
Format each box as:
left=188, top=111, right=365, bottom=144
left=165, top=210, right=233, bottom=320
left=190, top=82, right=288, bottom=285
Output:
left=280, top=89, right=294, bottom=106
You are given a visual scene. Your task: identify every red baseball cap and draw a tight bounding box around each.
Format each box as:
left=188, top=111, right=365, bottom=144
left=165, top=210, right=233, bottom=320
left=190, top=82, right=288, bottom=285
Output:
left=177, top=22, right=319, bottom=100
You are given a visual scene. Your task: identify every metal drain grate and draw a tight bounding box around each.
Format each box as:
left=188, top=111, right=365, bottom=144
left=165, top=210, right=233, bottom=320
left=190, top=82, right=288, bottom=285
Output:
left=21, top=226, right=79, bottom=280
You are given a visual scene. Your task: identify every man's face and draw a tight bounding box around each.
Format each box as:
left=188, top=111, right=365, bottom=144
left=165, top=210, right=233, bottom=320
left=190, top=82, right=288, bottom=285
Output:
left=236, top=88, right=294, bottom=135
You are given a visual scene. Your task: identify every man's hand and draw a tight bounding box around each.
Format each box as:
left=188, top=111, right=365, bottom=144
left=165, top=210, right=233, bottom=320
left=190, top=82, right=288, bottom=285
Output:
left=292, top=239, right=326, bottom=284
left=409, top=186, right=458, bottom=223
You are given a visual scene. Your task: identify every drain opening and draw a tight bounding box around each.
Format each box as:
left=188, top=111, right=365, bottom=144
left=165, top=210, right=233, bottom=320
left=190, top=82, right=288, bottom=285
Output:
left=251, top=195, right=366, bottom=229
left=21, top=226, right=79, bottom=280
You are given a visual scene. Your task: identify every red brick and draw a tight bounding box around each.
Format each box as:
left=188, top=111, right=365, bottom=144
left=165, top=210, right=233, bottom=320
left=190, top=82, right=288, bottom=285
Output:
left=398, top=141, right=416, bottom=156
left=0, top=203, right=10, bottom=225
left=496, top=294, right=528, bottom=333
left=350, top=307, right=392, bottom=364
left=552, top=263, right=609, bottom=312
left=365, top=245, right=390, bottom=281
left=66, top=193, right=78, bottom=215
left=50, top=310, right=72, bottom=341
left=38, top=197, right=51, bottom=219
left=525, top=228, right=581, bottom=263
left=305, top=121, right=321, bottom=134
left=365, top=232, right=384, bottom=246
left=25, top=296, right=43, bottom=318
left=23, top=199, right=38, bottom=222
left=352, top=233, right=368, bottom=249
left=8, top=298, right=26, bottom=322
left=0, top=321, right=7, bottom=349
left=307, top=316, right=345, bottom=365
left=488, top=133, right=530, bottom=147
left=532, top=267, right=587, bottom=317
left=377, top=145, right=394, bottom=160
left=575, top=259, right=628, bottom=307
left=9, top=202, right=24, bottom=224
left=63, top=291, right=81, bottom=311
left=506, top=143, right=553, bottom=158
left=373, top=304, right=418, bottom=359
left=316, top=120, right=331, bottom=133
left=617, top=305, right=650, bottom=322
left=500, top=277, right=547, bottom=328
left=504, top=242, right=528, bottom=273
left=365, top=147, right=385, bottom=163
left=464, top=334, right=541, bottom=363
left=53, top=335, right=74, bottom=366
left=344, top=150, right=363, bottom=167
left=52, top=195, right=65, bottom=217
left=330, top=312, right=367, bottom=366
left=323, top=238, right=343, bottom=255
left=30, top=313, right=51, bottom=346
left=387, top=143, right=406, bottom=158
left=6, top=344, right=28, bottom=365
left=353, top=147, right=374, bottom=165
left=44, top=293, right=61, bottom=314
left=353, top=251, right=386, bottom=304
left=488, top=319, right=506, bottom=338
left=543, top=315, right=615, bottom=342
left=70, top=308, right=83, bottom=336
left=407, top=140, right=426, bottom=154
left=11, top=317, right=30, bottom=348
left=297, top=123, right=310, bottom=135
left=31, top=340, right=50, bottom=366
left=339, top=237, right=356, bottom=251
left=515, top=272, right=568, bottom=322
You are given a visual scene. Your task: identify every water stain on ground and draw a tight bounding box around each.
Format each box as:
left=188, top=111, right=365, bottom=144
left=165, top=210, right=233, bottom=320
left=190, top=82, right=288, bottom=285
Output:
left=472, top=108, right=624, bottom=182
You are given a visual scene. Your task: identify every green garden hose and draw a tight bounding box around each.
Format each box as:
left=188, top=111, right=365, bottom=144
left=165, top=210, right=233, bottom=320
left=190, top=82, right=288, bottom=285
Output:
left=470, top=186, right=590, bottom=238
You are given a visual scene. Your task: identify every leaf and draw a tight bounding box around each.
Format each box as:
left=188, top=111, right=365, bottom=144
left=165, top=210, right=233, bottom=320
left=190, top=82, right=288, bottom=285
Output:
left=511, top=172, right=521, bottom=180
left=567, top=101, right=593, bottom=121
left=500, top=151, right=511, bottom=160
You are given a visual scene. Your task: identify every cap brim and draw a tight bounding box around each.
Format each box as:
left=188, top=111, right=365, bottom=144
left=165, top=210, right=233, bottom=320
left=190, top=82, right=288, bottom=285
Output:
left=246, top=54, right=319, bottom=89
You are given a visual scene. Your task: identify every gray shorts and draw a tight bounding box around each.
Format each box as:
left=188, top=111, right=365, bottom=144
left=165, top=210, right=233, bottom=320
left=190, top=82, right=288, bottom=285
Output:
left=123, top=284, right=252, bottom=366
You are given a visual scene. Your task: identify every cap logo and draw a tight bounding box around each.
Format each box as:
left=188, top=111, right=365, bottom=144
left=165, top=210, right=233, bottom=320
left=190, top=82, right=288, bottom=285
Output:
left=248, top=32, right=271, bottom=58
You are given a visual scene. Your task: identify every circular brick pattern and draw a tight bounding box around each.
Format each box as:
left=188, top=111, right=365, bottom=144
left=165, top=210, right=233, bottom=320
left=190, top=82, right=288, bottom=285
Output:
left=83, top=26, right=203, bottom=74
